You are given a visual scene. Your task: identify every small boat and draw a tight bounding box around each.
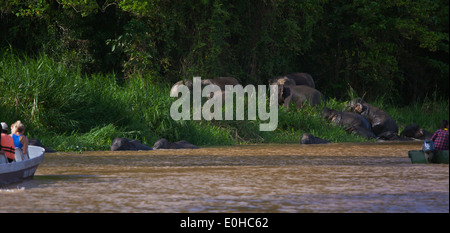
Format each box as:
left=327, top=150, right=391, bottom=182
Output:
left=0, top=145, right=45, bottom=186
left=408, top=150, right=449, bottom=164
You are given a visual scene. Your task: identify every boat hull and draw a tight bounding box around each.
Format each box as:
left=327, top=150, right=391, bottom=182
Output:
left=408, top=150, right=449, bottom=164
left=0, top=146, right=45, bottom=186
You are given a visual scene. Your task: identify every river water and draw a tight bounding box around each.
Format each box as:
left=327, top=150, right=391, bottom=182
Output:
left=1, top=142, right=448, bottom=213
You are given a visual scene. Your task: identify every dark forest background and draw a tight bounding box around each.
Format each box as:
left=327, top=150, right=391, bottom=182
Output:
left=1, top=0, right=448, bottom=104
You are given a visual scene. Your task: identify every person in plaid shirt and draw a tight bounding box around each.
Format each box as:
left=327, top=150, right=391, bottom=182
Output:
left=431, top=120, right=449, bottom=151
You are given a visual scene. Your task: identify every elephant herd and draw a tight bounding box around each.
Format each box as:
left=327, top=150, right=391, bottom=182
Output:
left=169, top=72, right=432, bottom=145
left=110, top=137, right=199, bottom=151
left=269, top=73, right=411, bottom=143
left=170, top=73, right=326, bottom=108
left=323, top=97, right=434, bottom=142
left=111, top=72, right=433, bottom=151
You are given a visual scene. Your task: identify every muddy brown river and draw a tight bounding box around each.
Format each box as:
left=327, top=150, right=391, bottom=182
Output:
left=1, top=142, right=448, bottom=213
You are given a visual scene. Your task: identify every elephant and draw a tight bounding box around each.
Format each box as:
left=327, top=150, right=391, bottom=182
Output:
left=345, top=97, right=399, bottom=138
left=300, top=133, right=330, bottom=144
left=268, top=76, right=296, bottom=86
left=170, top=77, right=239, bottom=97
left=110, top=137, right=153, bottom=151
left=322, top=107, right=376, bottom=139
left=400, top=123, right=433, bottom=140
left=29, top=138, right=56, bottom=153
left=153, top=138, right=200, bottom=149
left=278, top=85, right=325, bottom=108
left=268, top=73, right=315, bottom=89
left=285, top=73, right=315, bottom=88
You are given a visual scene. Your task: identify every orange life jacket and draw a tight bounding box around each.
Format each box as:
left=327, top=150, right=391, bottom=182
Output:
left=1, top=133, right=15, bottom=160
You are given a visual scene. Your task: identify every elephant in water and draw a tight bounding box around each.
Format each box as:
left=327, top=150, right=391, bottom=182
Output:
left=110, top=137, right=153, bottom=151
left=400, top=123, right=433, bottom=140
left=269, top=73, right=315, bottom=89
left=29, top=138, right=56, bottom=153
left=153, top=138, right=199, bottom=149
left=301, top=133, right=330, bottom=144
left=345, top=97, right=399, bottom=138
left=322, top=107, right=376, bottom=139
left=278, top=85, right=325, bottom=108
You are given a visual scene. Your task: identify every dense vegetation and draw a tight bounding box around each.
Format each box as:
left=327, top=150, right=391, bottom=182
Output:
left=1, top=0, right=448, bottom=151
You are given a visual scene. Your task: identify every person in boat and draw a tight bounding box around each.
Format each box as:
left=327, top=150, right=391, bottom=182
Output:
left=10, top=120, right=29, bottom=156
left=431, top=120, right=449, bottom=151
left=1, top=122, right=16, bottom=162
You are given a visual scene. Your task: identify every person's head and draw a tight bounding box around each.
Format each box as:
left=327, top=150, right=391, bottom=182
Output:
left=1, top=122, right=8, bottom=134
left=440, top=120, right=449, bottom=129
left=11, top=120, right=25, bottom=134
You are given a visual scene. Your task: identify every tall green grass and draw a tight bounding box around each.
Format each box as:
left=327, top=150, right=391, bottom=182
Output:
left=1, top=53, right=448, bottom=151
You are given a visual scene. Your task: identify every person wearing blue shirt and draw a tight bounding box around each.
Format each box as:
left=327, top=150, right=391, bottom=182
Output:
left=11, top=120, right=29, bottom=156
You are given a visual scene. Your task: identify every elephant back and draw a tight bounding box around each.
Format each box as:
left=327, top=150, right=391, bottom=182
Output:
left=289, top=85, right=324, bottom=106
left=285, top=73, right=315, bottom=88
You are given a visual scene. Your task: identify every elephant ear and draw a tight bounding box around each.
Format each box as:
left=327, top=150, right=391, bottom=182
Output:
left=355, top=103, right=364, bottom=113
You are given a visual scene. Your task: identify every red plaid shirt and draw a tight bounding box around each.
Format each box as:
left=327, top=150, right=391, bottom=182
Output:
left=431, top=129, right=449, bottom=151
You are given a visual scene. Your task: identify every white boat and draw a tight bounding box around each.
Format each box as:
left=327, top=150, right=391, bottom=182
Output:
left=0, top=145, right=45, bottom=186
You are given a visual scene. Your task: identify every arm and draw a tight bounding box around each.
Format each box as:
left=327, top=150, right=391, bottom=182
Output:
left=20, top=135, right=29, bottom=155
left=430, top=130, right=438, bottom=142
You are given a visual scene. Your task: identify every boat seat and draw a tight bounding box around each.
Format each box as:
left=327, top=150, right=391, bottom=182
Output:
left=14, top=148, right=29, bottom=162
left=0, top=152, right=7, bottom=164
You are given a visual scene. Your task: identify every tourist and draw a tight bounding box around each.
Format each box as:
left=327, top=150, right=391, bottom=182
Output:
left=11, top=120, right=29, bottom=156
left=1, top=122, right=16, bottom=162
left=431, top=120, right=449, bottom=151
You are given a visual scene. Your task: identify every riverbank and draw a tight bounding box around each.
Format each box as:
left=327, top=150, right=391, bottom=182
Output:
left=1, top=54, right=448, bottom=152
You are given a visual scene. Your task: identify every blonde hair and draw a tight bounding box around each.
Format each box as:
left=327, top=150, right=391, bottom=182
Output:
left=11, top=120, right=25, bottom=134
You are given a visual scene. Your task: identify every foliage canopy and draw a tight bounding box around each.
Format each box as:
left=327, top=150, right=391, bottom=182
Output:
left=1, top=0, right=449, bottom=104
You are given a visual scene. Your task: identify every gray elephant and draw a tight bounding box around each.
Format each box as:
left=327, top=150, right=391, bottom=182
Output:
left=286, top=73, right=315, bottom=88
left=278, top=85, right=325, bottom=108
left=301, top=133, right=330, bottom=144
left=153, top=138, right=199, bottom=149
left=110, top=137, right=153, bottom=151
left=269, top=72, right=315, bottom=89
left=345, top=98, right=399, bottom=138
left=268, top=76, right=296, bottom=86
left=322, top=107, right=376, bottom=139
left=400, top=123, right=433, bottom=140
